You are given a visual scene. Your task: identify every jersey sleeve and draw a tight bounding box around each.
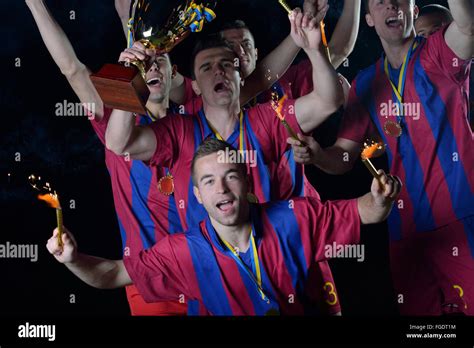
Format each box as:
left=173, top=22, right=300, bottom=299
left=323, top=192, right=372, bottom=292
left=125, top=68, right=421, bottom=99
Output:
left=296, top=197, right=361, bottom=262
left=123, top=234, right=191, bottom=303
left=249, top=98, right=307, bottom=162
left=337, top=78, right=375, bottom=143
left=148, top=114, right=189, bottom=168
left=421, top=24, right=471, bottom=84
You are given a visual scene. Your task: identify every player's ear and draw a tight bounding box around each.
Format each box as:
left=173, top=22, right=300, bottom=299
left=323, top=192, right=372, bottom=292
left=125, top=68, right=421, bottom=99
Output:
left=171, top=64, right=178, bottom=79
left=193, top=186, right=203, bottom=204
left=255, top=47, right=258, bottom=61
left=191, top=80, right=202, bottom=96
left=366, top=13, right=375, bottom=27
left=413, top=5, right=419, bottom=20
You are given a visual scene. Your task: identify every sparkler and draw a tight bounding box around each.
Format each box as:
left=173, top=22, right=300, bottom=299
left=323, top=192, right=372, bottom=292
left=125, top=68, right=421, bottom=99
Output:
left=271, top=93, right=306, bottom=146
left=29, top=175, right=63, bottom=248
left=278, top=0, right=292, bottom=14
left=361, top=141, right=386, bottom=186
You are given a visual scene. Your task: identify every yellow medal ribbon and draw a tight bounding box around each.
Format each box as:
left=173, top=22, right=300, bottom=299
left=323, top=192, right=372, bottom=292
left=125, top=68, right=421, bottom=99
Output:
left=207, top=111, right=244, bottom=153
left=220, top=227, right=268, bottom=303
left=383, top=40, right=419, bottom=115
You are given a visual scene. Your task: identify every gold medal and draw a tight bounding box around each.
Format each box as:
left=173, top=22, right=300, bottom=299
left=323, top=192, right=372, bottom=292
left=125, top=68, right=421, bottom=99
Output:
left=247, top=192, right=259, bottom=203
left=383, top=120, right=402, bottom=137
left=158, top=174, right=174, bottom=196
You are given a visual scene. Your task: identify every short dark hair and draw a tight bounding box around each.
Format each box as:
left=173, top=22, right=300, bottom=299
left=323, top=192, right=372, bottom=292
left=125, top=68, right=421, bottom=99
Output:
left=418, top=4, right=453, bottom=22
left=191, top=138, right=246, bottom=186
left=219, top=19, right=256, bottom=47
left=190, top=34, right=238, bottom=79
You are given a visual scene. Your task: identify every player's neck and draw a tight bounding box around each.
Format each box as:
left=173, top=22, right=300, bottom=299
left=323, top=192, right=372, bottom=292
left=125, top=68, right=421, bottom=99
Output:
left=214, top=219, right=252, bottom=253
left=203, top=101, right=241, bottom=140
left=146, top=99, right=168, bottom=120
left=381, top=32, right=416, bottom=69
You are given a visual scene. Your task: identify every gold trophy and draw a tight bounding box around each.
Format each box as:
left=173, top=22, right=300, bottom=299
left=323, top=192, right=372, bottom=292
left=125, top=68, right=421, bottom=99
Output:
left=91, top=0, right=218, bottom=115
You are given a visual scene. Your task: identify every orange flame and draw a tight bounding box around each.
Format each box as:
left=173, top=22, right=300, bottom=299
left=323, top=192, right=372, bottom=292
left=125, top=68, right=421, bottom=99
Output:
left=320, top=21, right=328, bottom=47
left=38, top=193, right=60, bottom=209
left=272, top=94, right=288, bottom=121
left=361, top=141, right=385, bottom=160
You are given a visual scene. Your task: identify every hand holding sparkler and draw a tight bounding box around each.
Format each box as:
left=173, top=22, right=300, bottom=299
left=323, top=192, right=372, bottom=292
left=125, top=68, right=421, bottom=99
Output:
left=369, top=169, right=402, bottom=206
left=29, top=175, right=64, bottom=249
left=47, top=227, right=77, bottom=264
left=287, top=134, right=321, bottom=165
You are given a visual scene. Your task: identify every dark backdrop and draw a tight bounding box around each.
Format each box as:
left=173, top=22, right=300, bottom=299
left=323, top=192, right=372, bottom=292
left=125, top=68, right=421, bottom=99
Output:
left=0, top=0, right=449, bottom=317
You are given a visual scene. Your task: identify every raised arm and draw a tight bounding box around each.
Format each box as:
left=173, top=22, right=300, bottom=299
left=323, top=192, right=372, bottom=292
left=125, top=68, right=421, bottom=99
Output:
left=46, top=228, right=132, bottom=289
left=105, top=109, right=157, bottom=161
left=291, top=10, right=344, bottom=133
left=239, top=34, right=301, bottom=105
left=26, top=0, right=104, bottom=119
left=328, top=0, right=361, bottom=68
left=445, top=0, right=474, bottom=59
left=115, top=0, right=132, bottom=39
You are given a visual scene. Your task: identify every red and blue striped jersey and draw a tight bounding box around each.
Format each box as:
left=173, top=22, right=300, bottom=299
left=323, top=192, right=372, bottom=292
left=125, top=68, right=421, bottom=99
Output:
left=90, top=108, right=183, bottom=257
left=148, top=99, right=306, bottom=230
left=338, top=27, right=474, bottom=253
left=123, top=197, right=360, bottom=315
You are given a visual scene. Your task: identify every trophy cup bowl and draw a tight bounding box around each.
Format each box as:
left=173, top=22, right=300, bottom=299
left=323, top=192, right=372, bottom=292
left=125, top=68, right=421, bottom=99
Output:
left=91, top=0, right=218, bottom=115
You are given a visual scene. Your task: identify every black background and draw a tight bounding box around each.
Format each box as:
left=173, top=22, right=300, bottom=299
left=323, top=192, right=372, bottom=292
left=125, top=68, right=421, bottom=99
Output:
left=0, top=0, right=461, bottom=323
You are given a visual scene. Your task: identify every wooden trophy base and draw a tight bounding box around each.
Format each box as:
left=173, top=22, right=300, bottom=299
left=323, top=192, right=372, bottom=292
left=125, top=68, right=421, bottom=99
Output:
left=91, top=64, right=150, bottom=115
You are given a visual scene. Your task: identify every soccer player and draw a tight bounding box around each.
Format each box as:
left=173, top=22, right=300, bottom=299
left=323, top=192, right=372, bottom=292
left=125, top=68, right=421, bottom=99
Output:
left=415, top=4, right=453, bottom=38
left=214, top=0, right=361, bottom=315
left=46, top=138, right=401, bottom=315
left=105, top=9, right=344, bottom=230
left=289, top=0, right=474, bottom=315
left=26, top=0, right=188, bottom=315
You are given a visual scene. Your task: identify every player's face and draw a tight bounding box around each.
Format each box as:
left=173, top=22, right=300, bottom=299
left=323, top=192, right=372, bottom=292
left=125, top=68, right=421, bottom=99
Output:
left=193, top=47, right=242, bottom=108
left=193, top=153, right=249, bottom=227
left=221, top=28, right=258, bottom=78
left=145, top=54, right=173, bottom=104
left=415, top=13, right=448, bottom=38
left=366, top=0, right=418, bottom=44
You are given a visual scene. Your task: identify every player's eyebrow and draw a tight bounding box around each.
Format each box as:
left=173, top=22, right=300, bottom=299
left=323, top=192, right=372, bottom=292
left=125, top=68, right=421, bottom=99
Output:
left=199, top=62, right=211, bottom=71
left=200, top=174, right=215, bottom=183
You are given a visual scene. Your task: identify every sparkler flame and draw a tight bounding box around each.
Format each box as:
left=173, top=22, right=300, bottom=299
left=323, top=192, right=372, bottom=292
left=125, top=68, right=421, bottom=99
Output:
left=38, top=194, right=60, bottom=209
left=271, top=93, right=288, bottom=121
left=361, top=141, right=385, bottom=160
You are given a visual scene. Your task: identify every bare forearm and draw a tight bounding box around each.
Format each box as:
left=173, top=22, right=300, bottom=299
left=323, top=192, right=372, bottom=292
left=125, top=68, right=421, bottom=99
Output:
left=105, top=109, right=156, bottom=160
left=307, top=47, right=344, bottom=112
left=26, top=0, right=86, bottom=76
left=312, top=145, right=354, bottom=175
left=357, top=192, right=393, bottom=225
left=240, top=35, right=300, bottom=105
left=329, top=0, right=361, bottom=68
left=105, top=109, right=137, bottom=155
left=65, top=254, right=131, bottom=289
left=448, top=0, right=474, bottom=34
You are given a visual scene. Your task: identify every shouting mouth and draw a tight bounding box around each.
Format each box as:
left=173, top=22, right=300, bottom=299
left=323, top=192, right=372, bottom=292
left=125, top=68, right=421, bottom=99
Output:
left=385, top=16, right=403, bottom=28
left=216, top=199, right=235, bottom=213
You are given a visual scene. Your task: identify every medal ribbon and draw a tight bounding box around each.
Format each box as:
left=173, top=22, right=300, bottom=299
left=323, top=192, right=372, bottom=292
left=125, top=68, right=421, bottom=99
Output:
left=220, top=227, right=269, bottom=303
left=383, top=39, right=419, bottom=121
left=208, top=111, right=244, bottom=153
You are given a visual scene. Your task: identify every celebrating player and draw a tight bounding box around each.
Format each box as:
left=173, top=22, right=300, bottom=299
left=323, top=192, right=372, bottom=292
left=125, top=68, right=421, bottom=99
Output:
left=415, top=4, right=453, bottom=38
left=289, top=0, right=474, bottom=315
left=47, top=138, right=401, bottom=315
